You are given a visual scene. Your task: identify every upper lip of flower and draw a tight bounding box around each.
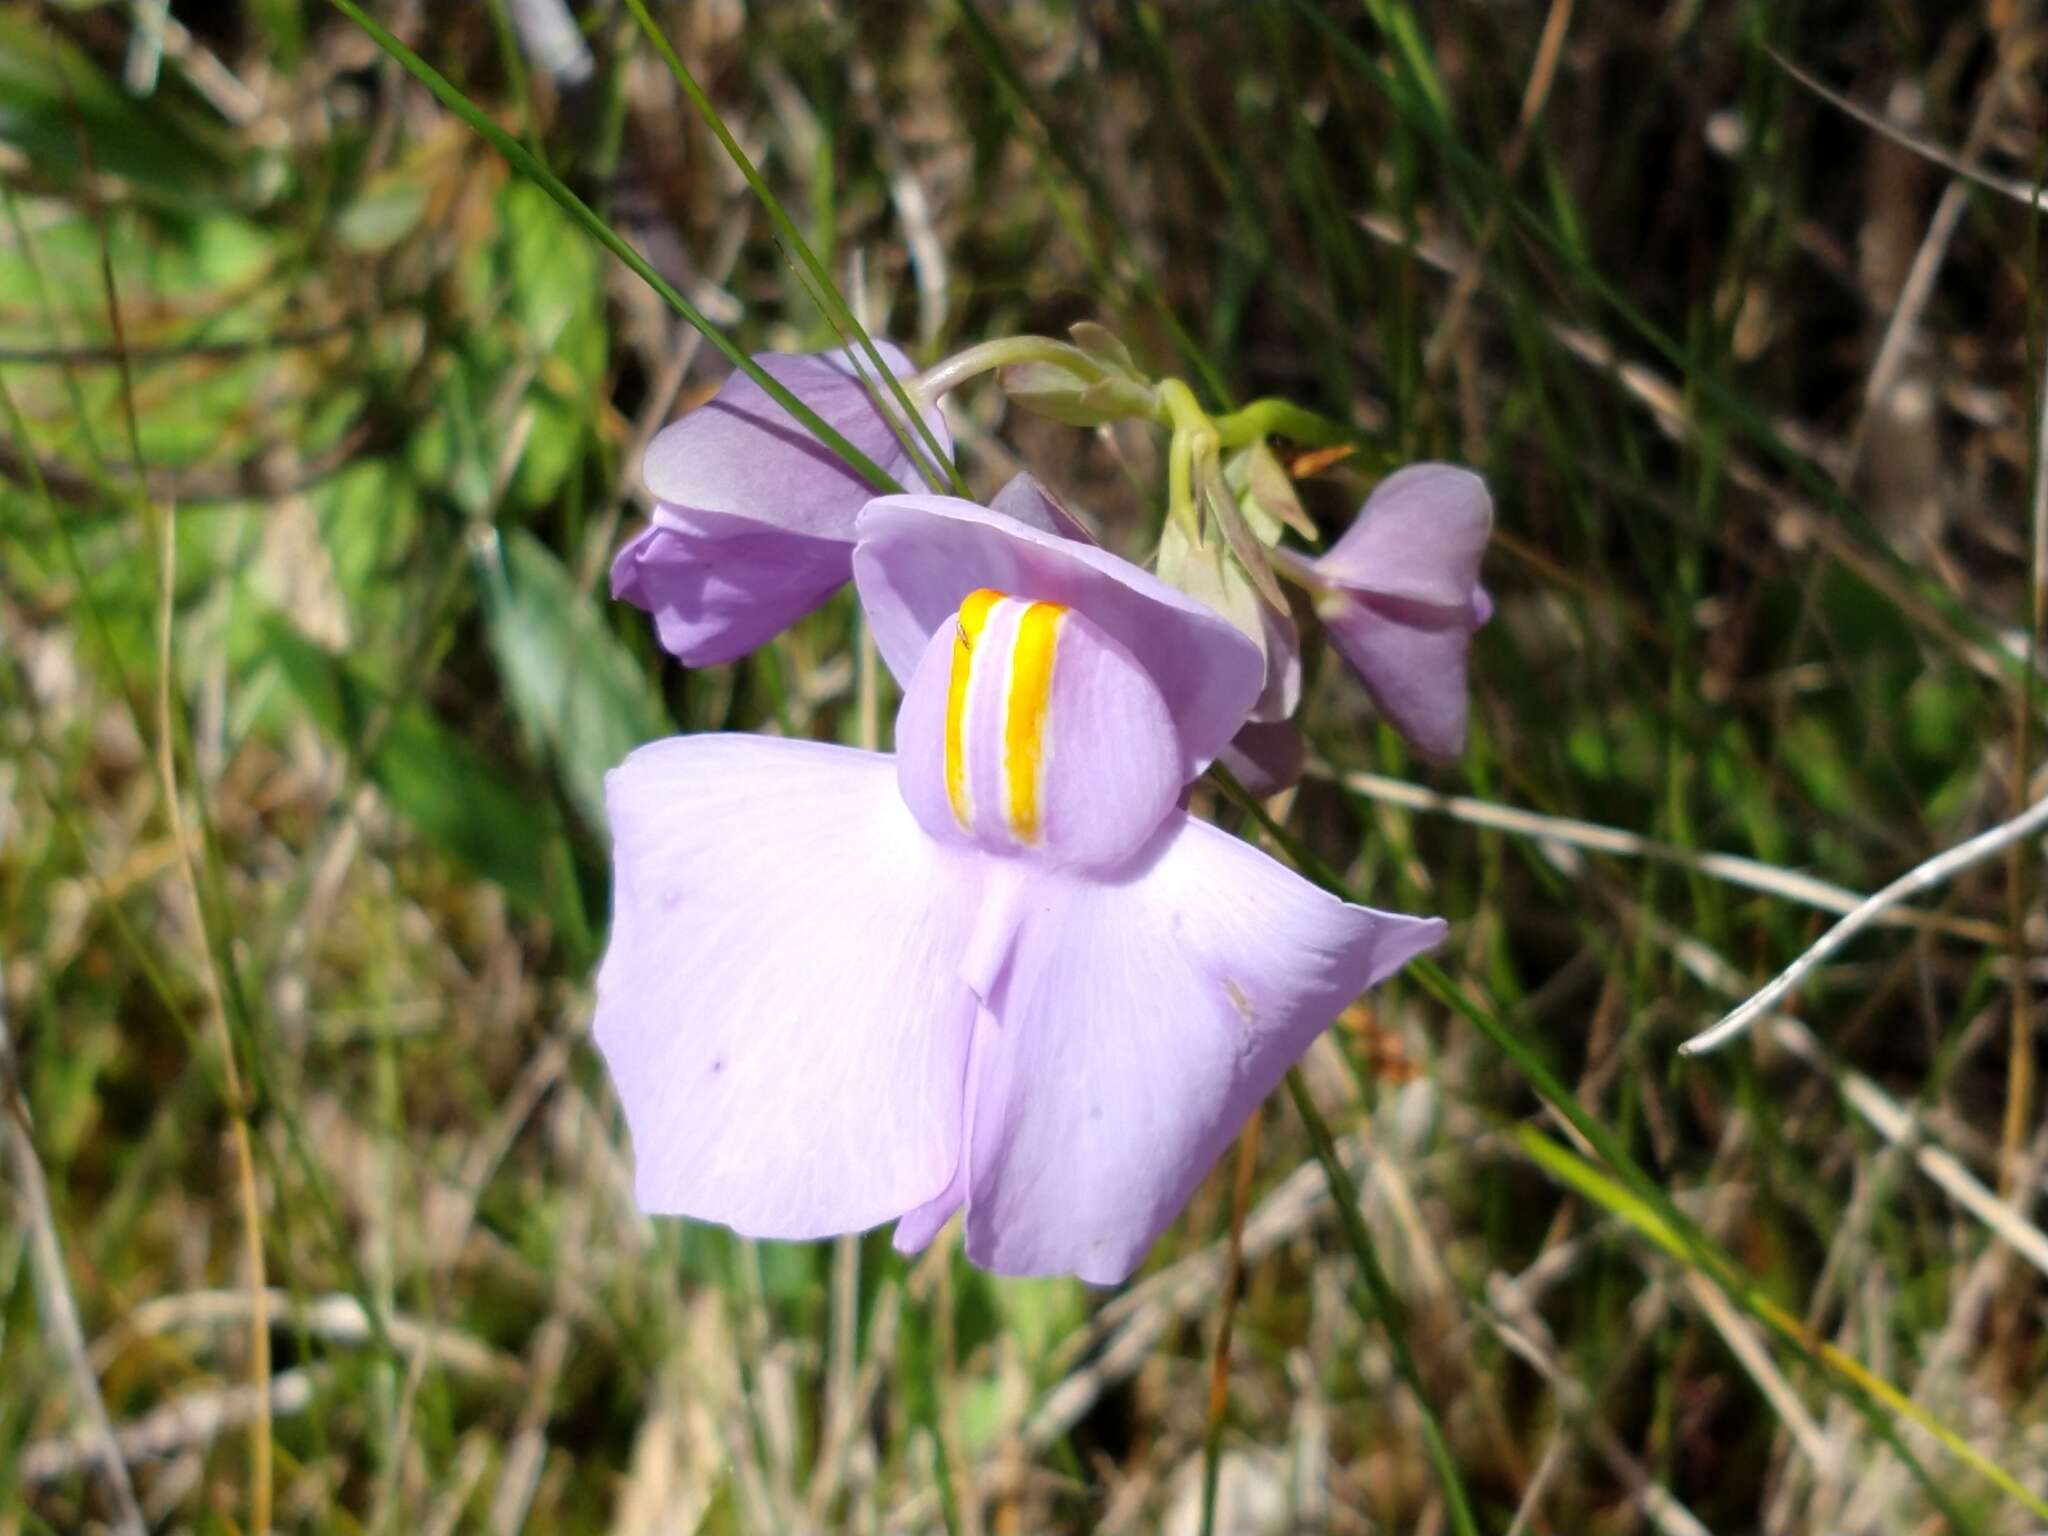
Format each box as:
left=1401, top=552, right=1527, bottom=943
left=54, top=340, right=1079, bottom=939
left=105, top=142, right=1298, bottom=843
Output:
left=851, top=493, right=1267, bottom=781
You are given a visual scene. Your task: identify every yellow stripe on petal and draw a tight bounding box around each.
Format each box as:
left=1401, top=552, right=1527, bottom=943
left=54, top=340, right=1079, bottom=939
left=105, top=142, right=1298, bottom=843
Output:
left=1003, top=601, right=1065, bottom=844
left=944, top=588, right=1004, bottom=831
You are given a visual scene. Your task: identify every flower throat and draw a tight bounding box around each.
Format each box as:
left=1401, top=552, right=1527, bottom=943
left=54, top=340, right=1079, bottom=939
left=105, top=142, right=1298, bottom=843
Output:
left=944, top=589, right=1067, bottom=846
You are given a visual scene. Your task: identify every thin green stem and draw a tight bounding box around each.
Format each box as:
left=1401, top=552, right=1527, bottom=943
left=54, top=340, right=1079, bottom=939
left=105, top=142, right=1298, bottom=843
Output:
left=1155, top=376, right=1213, bottom=439
left=1215, top=763, right=2048, bottom=1520
left=328, top=0, right=902, bottom=496
left=1284, top=1070, right=1482, bottom=1536
left=617, top=0, right=963, bottom=496
left=912, top=335, right=1109, bottom=402
left=1212, top=397, right=1357, bottom=449
left=1167, top=420, right=1195, bottom=536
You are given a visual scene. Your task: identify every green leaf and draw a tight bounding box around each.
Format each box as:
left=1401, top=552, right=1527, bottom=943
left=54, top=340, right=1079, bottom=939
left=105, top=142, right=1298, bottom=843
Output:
left=0, top=13, right=239, bottom=206
left=262, top=617, right=589, bottom=948
left=477, top=530, right=669, bottom=833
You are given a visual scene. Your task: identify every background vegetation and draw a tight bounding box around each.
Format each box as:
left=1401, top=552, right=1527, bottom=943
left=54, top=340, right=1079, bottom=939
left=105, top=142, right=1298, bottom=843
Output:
left=4, top=2, right=2047, bottom=1531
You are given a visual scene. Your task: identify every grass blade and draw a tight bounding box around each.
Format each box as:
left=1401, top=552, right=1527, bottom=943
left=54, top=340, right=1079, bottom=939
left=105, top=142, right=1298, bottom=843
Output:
left=1285, top=1070, right=1483, bottom=1536
left=619, top=0, right=962, bottom=497
left=327, top=0, right=903, bottom=496
left=1295, top=0, right=2026, bottom=683
left=1213, top=766, right=2048, bottom=1521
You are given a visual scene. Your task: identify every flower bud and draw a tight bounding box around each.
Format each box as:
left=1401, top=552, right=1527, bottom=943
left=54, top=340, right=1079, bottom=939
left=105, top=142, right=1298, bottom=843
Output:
left=1287, top=464, right=1492, bottom=760
left=614, top=343, right=950, bottom=666
left=998, top=362, right=1153, bottom=427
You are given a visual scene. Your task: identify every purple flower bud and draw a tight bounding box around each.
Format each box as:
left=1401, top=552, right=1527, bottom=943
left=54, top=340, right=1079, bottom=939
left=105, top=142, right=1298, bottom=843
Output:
left=1289, top=464, right=1493, bottom=760
left=611, top=344, right=951, bottom=666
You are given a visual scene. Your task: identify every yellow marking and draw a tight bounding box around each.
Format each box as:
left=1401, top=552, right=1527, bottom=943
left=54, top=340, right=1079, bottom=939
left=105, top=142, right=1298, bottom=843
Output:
left=944, top=589, right=1004, bottom=830
left=1003, top=601, right=1065, bottom=844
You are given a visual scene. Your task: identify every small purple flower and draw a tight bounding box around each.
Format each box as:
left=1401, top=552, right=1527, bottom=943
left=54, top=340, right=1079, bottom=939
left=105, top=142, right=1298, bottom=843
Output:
left=611, top=343, right=951, bottom=666
left=594, top=496, right=1446, bottom=1283
left=1289, top=464, right=1493, bottom=761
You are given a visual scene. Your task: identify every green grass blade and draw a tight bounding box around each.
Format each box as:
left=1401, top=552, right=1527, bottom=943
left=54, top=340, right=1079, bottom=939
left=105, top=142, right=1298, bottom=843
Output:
left=1441, top=964, right=2045, bottom=1520
left=1508, top=1123, right=1979, bottom=1533
left=327, top=0, right=902, bottom=496
left=1285, top=1069, right=1483, bottom=1536
left=1214, top=766, right=2047, bottom=1521
left=1296, top=0, right=2026, bottom=684
left=618, top=0, right=962, bottom=496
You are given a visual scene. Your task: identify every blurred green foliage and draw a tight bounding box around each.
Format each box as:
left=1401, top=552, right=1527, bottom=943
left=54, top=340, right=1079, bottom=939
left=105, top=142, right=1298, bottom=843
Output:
left=3, top=2, right=2045, bottom=1533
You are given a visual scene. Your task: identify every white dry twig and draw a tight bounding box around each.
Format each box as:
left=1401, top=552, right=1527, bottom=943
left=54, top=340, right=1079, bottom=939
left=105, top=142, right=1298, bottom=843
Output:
left=22, top=1368, right=322, bottom=1488
left=4, top=1021, right=149, bottom=1532
left=1334, top=767, right=1994, bottom=941
left=1681, top=792, right=2048, bottom=1055
left=1768, top=48, right=2046, bottom=213
left=1661, top=924, right=2048, bottom=1282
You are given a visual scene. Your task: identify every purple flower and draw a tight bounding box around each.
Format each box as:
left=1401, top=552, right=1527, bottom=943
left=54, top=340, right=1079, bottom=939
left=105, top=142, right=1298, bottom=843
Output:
left=611, top=344, right=952, bottom=666
left=594, top=495, right=1446, bottom=1283
left=1289, top=464, right=1493, bottom=761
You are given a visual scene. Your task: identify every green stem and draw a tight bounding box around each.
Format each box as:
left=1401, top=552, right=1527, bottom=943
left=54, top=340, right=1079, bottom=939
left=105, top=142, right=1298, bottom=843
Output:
left=1283, top=1070, right=1483, bottom=1536
left=1155, top=376, right=1214, bottom=439
left=1158, top=377, right=1216, bottom=540
left=1212, top=397, right=1357, bottom=449
left=618, top=0, right=963, bottom=498
left=1167, top=422, right=1195, bottom=536
left=911, top=335, right=1108, bottom=402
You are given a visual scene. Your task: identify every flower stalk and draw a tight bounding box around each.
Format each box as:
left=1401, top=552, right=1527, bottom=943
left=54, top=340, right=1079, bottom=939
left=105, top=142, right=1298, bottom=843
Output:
left=1212, top=396, right=1355, bottom=449
left=911, top=335, right=1112, bottom=403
